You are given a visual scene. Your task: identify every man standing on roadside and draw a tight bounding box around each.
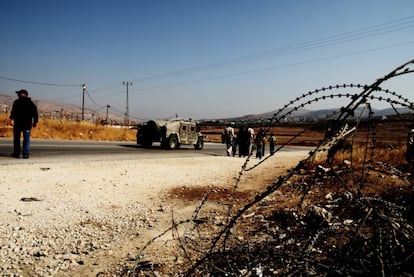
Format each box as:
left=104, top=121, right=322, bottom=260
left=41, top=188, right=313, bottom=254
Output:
left=223, top=124, right=235, bottom=156
left=269, top=132, right=277, bottom=155
left=10, top=89, right=38, bottom=158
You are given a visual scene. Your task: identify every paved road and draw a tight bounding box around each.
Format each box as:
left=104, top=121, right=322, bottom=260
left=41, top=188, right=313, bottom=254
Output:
left=0, top=138, right=313, bottom=163
left=0, top=138, right=223, bottom=162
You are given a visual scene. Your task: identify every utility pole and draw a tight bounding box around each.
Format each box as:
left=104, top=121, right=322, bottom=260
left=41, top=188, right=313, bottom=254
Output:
left=81, top=83, right=86, bottom=121
left=122, top=81, right=132, bottom=126
left=105, top=104, right=110, bottom=124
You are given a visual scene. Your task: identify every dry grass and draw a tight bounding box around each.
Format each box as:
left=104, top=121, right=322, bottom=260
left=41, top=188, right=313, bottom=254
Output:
left=0, top=115, right=136, bottom=141
left=147, top=140, right=414, bottom=276
left=141, top=121, right=414, bottom=276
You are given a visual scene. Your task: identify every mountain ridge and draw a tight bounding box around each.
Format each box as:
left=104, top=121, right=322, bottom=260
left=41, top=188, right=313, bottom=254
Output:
left=1, top=93, right=412, bottom=122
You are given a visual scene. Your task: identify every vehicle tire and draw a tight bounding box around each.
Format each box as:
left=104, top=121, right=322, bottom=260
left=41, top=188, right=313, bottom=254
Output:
left=168, top=136, right=178, bottom=150
left=194, top=137, right=204, bottom=150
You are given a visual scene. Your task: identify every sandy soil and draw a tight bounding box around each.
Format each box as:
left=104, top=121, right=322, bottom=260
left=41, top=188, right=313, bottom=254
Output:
left=0, top=150, right=309, bottom=276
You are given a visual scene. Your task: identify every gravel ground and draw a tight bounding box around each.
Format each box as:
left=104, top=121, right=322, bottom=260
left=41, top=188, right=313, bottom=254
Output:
left=0, top=151, right=308, bottom=276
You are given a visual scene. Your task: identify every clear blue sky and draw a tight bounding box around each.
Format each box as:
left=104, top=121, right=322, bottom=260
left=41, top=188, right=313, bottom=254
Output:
left=1, top=0, right=413, bottom=120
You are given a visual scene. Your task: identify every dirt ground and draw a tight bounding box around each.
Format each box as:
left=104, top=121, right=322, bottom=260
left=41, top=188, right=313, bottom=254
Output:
left=0, top=149, right=309, bottom=276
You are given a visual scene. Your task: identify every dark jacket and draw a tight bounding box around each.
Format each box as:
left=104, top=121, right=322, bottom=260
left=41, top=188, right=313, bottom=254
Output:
left=10, top=96, right=38, bottom=129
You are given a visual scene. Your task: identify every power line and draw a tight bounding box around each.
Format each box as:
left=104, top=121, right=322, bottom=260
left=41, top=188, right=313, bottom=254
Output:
left=1, top=15, right=413, bottom=120
left=85, top=90, right=105, bottom=109
left=79, top=38, right=414, bottom=115
left=0, top=76, right=82, bottom=87
left=132, top=40, right=414, bottom=92
left=6, top=16, right=411, bottom=94
left=128, top=15, right=414, bottom=83
left=2, top=16, right=413, bottom=92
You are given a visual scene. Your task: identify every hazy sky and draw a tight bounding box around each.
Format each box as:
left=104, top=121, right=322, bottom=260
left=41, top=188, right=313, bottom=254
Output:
left=1, top=0, right=413, bottom=120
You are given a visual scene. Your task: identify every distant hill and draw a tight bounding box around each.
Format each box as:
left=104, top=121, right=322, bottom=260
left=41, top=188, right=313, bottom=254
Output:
left=219, top=107, right=413, bottom=123
left=0, top=93, right=125, bottom=123
left=1, top=93, right=83, bottom=114
left=2, top=93, right=412, bottom=123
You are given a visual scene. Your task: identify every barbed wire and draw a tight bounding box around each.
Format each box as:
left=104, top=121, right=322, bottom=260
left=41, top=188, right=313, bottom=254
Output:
left=130, top=59, right=414, bottom=276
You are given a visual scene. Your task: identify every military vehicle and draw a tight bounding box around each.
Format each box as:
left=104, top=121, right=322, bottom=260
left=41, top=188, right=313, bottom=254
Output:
left=137, top=119, right=204, bottom=150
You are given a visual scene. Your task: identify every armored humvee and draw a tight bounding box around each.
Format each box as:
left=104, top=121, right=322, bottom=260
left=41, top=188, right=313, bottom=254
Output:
left=137, top=119, right=204, bottom=150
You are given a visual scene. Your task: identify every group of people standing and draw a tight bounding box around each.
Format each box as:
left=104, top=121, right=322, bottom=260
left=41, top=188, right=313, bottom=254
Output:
left=223, top=125, right=276, bottom=159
